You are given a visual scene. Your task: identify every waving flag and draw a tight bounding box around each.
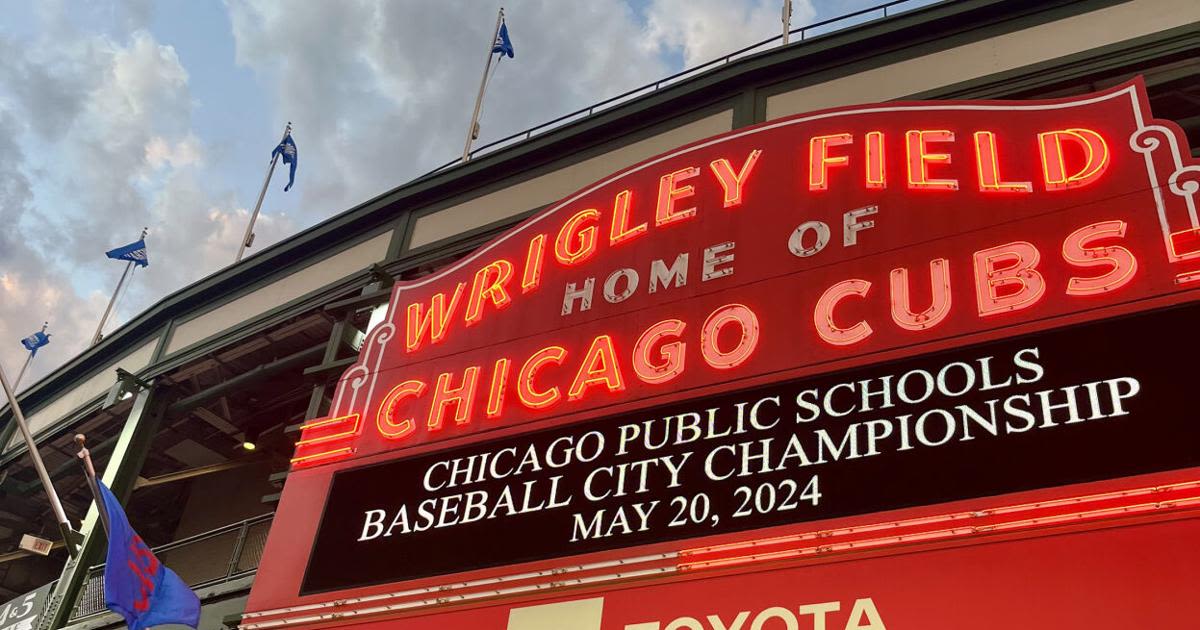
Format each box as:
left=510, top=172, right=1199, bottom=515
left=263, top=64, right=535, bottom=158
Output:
left=19, top=331, right=50, bottom=357
left=492, top=19, right=514, bottom=58
left=105, top=239, right=149, bottom=268
left=272, top=134, right=298, bottom=191
left=97, top=481, right=199, bottom=630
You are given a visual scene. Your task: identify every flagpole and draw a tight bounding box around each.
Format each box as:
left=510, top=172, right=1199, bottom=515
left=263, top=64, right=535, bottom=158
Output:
left=781, top=0, right=793, bottom=44
left=93, top=227, right=147, bottom=347
left=0, top=361, right=79, bottom=557
left=72, top=433, right=199, bottom=630
left=13, top=322, right=47, bottom=390
left=92, top=262, right=130, bottom=347
left=462, top=7, right=504, bottom=162
left=237, top=122, right=291, bottom=264
left=73, top=435, right=111, bottom=537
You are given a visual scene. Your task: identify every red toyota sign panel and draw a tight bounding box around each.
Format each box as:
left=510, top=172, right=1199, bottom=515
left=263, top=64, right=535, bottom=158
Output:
left=246, top=79, right=1200, bottom=625
left=245, top=511, right=1200, bottom=629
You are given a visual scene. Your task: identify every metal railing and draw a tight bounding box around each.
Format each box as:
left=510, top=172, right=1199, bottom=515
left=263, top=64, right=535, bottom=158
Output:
left=68, top=513, right=273, bottom=622
left=420, top=0, right=938, bottom=178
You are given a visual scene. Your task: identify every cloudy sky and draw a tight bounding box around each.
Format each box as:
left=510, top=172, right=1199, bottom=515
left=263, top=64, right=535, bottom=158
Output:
left=0, top=0, right=918, bottom=387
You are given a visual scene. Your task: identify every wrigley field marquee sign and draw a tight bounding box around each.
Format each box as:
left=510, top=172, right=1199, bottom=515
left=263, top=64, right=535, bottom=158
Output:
left=253, top=79, right=1200, bottom=602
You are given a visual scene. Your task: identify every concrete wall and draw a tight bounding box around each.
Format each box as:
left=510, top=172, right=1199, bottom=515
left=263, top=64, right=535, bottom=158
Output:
left=165, top=231, right=392, bottom=354
left=172, top=462, right=275, bottom=538
left=765, top=0, right=1200, bottom=118
left=13, top=336, right=159, bottom=444
left=408, top=110, right=734, bottom=248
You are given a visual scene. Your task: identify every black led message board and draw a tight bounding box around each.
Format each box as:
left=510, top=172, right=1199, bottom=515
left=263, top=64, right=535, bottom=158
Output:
left=303, top=302, right=1200, bottom=593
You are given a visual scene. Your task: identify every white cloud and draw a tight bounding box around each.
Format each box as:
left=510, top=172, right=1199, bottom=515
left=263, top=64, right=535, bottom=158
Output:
left=0, top=13, right=262, bottom=384
left=224, top=0, right=821, bottom=224
left=2, top=0, right=824, bottom=386
left=145, top=134, right=204, bottom=170
left=227, top=0, right=671, bottom=215
left=643, top=0, right=816, bottom=66
left=0, top=107, right=107, bottom=386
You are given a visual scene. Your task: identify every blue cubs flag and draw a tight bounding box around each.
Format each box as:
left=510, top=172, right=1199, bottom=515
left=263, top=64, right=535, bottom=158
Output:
left=105, top=239, right=149, bottom=268
left=97, top=481, right=199, bottom=630
left=493, top=20, right=514, bottom=58
left=272, top=134, right=298, bottom=191
left=20, top=330, right=50, bottom=356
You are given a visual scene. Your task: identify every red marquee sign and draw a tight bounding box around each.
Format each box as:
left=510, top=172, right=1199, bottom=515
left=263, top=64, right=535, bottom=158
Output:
left=293, top=78, right=1200, bottom=467
left=246, top=78, right=1200, bottom=625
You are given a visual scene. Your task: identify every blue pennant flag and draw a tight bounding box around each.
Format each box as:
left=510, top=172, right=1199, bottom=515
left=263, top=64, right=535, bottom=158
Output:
left=105, top=239, right=149, bottom=268
left=272, top=134, right=298, bottom=191
left=492, top=20, right=514, bottom=58
left=20, top=330, right=50, bottom=357
left=97, top=481, right=199, bottom=630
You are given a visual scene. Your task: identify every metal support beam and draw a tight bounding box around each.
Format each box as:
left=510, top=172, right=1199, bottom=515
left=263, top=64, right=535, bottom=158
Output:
left=0, top=412, right=16, bottom=460
left=302, top=356, right=357, bottom=379
left=301, top=317, right=349, bottom=425
left=40, top=381, right=166, bottom=630
left=321, top=288, right=390, bottom=314
left=166, top=344, right=325, bottom=416
left=300, top=271, right=394, bottom=428
left=133, top=458, right=263, bottom=490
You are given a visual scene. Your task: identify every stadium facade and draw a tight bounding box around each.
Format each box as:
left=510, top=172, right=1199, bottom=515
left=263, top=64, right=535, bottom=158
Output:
left=1, top=1, right=1198, bottom=629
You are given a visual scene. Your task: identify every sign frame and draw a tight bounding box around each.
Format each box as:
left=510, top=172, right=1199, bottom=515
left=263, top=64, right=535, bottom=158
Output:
left=246, top=77, right=1200, bottom=623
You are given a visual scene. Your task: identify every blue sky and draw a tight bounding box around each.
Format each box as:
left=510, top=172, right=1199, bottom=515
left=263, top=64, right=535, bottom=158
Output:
left=0, top=0, right=927, bottom=386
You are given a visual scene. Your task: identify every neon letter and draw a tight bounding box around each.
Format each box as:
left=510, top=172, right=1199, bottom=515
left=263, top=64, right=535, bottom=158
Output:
left=555, top=209, right=600, bottom=265
left=1063, top=220, right=1136, bottom=296
left=486, top=357, right=510, bottom=419
left=710, top=149, right=763, bottom=207
left=974, top=131, right=1032, bottom=193
left=865, top=131, right=885, bottom=189
left=609, top=189, right=645, bottom=246
left=906, top=130, right=958, bottom=190
left=568, top=335, right=626, bottom=400
left=973, top=241, right=1046, bottom=316
left=465, top=260, right=514, bottom=325
left=814, top=279, right=873, bottom=345
left=428, top=367, right=480, bottom=431
left=701, top=304, right=760, bottom=369
left=522, top=234, right=546, bottom=293
left=809, top=133, right=852, bottom=191
left=632, top=319, right=686, bottom=384
left=376, top=380, right=427, bottom=440
left=1039, top=128, right=1109, bottom=191
left=656, top=166, right=700, bottom=226
left=890, top=258, right=952, bottom=331
left=406, top=283, right=465, bottom=352
left=518, top=346, right=566, bottom=409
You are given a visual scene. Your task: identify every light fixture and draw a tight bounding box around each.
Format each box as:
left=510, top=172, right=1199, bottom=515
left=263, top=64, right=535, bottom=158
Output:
left=102, top=368, right=151, bottom=409
left=241, top=429, right=259, bottom=451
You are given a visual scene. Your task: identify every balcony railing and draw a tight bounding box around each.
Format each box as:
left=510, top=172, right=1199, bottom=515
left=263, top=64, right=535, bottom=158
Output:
left=68, top=513, right=273, bottom=623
